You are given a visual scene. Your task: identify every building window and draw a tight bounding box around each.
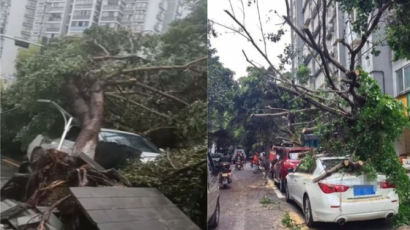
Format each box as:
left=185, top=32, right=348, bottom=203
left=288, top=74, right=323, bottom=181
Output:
left=396, top=65, right=410, bottom=94
left=48, top=13, right=62, bottom=21
left=71, top=21, right=89, bottom=27
left=73, top=10, right=91, bottom=19
left=135, top=2, right=148, bottom=9
left=107, top=0, right=119, bottom=5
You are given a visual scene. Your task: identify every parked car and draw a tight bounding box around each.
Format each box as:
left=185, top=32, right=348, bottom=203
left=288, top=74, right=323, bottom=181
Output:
left=399, top=153, right=410, bottom=171
left=271, top=146, right=311, bottom=192
left=207, top=153, right=220, bottom=228
left=286, top=156, right=398, bottom=227
left=27, top=127, right=162, bottom=169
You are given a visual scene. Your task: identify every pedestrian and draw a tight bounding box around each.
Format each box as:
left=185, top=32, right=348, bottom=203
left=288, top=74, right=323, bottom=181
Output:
left=252, top=153, right=259, bottom=173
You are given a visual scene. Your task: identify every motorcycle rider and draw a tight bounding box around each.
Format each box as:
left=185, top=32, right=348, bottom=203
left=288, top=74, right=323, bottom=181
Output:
left=232, top=150, right=245, bottom=168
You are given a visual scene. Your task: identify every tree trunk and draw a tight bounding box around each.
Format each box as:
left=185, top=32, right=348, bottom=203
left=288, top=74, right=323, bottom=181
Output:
left=67, top=78, right=104, bottom=159
left=312, top=159, right=363, bottom=183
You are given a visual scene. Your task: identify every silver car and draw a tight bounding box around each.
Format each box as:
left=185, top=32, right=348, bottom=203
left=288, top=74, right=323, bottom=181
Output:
left=27, top=128, right=162, bottom=169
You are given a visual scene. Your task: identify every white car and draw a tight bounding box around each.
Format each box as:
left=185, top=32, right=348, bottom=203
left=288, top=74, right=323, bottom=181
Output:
left=27, top=128, right=162, bottom=168
left=286, top=156, right=398, bottom=226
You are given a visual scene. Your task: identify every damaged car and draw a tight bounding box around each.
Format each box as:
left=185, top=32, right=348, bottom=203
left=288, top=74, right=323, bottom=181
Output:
left=27, top=127, right=162, bottom=169
left=285, top=156, right=398, bottom=227
left=23, top=100, right=162, bottom=170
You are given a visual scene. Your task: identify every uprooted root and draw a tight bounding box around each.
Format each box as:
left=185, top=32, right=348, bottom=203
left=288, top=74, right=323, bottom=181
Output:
left=1, top=149, right=128, bottom=229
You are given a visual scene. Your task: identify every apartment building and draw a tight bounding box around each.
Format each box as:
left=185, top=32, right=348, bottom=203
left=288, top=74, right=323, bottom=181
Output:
left=290, top=0, right=410, bottom=156
left=68, top=0, right=102, bottom=34
left=1, top=0, right=185, bottom=84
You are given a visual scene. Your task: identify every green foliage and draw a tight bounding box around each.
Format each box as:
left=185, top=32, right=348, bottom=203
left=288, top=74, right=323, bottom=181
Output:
left=296, top=64, right=310, bottom=85
left=121, top=145, right=206, bottom=229
left=2, top=0, right=207, bottom=152
left=281, top=212, right=301, bottom=230
left=297, top=153, right=314, bottom=172
left=386, top=1, right=410, bottom=60
left=260, top=195, right=278, bottom=209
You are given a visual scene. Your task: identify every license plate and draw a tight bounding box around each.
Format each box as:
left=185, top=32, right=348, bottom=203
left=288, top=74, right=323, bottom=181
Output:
left=354, top=185, right=375, bottom=196
left=222, top=173, right=230, bottom=177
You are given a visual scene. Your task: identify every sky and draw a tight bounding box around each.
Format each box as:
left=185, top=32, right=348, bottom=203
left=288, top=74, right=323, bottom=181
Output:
left=208, top=0, right=291, bottom=80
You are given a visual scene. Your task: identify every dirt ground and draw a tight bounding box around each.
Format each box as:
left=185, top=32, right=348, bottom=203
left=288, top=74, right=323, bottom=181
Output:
left=214, top=162, right=398, bottom=230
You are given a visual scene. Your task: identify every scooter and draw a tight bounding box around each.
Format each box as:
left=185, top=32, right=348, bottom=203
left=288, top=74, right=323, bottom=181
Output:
left=219, top=162, right=232, bottom=188
left=235, top=158, right=244, bottom=170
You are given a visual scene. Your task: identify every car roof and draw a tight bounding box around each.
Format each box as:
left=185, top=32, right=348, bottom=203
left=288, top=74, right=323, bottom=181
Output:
left=100, top=128, right=142, bottom=137
left=273, top=146, right=312, bottom=152
left=317, top=156, right=348, bottom=160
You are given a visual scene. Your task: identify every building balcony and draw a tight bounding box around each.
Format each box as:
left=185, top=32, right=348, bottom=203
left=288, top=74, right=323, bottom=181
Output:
left=100, top=16, right=119, bottom=21
left=48, top=7, right=65, bottom=12
left=74, top=4, right=93, bottom=8
left=72, top=15, right=91, bottom=20
left=46, top=27, right=60, bottom=32
left=102, top=5, right=123, bottom=11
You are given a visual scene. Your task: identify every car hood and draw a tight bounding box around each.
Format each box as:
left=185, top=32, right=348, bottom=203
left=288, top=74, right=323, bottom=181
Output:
left=140, top=152, right=161, bottom=163
left=28, top=135, right=161, bottom=164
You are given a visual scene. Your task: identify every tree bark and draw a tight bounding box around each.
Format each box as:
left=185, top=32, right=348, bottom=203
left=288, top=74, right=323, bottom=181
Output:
left=67, top=78, right=104, bottom=159
left=312, top=160, right=363, bottom=183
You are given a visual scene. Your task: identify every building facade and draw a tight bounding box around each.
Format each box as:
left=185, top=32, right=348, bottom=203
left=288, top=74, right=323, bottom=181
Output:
left=290, top=0, right=410, bottom=156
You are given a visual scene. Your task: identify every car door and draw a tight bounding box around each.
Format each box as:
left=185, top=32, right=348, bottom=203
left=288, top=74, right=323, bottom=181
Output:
left=291, top=159, right=315, bottom=206
left=207, top=154, right=220, bottom=221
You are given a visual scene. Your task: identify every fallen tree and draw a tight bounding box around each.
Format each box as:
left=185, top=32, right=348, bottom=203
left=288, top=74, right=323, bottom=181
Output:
left=312, top=159, right=364, bottom=183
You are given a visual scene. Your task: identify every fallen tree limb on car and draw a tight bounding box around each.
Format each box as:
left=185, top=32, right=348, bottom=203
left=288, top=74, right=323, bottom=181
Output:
left=312, top=159, right=363, bottom=183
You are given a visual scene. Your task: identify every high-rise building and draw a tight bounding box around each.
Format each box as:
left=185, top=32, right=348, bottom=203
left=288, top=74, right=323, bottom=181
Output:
left=290, top=0, right=410, bottom=156
left=68, top=0, right=102, bottom=34
left=1, top=0, right=185, bottom=84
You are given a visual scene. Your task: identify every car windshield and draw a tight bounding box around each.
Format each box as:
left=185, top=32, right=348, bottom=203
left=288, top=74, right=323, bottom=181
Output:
left=321, top=159, right=347, bottom=170
left=99, top=131, right=159, bottom=153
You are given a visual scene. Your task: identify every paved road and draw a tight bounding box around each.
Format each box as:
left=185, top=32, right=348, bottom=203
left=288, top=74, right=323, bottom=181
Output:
left=215, top=162, right=395, bottom=230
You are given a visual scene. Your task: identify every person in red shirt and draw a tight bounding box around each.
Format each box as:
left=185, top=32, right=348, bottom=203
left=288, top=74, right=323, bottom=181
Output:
left=252, top=152, right=259, bottom=168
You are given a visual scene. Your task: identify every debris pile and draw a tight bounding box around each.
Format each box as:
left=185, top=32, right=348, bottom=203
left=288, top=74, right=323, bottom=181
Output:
left=1, top=149, right=129, bottom=230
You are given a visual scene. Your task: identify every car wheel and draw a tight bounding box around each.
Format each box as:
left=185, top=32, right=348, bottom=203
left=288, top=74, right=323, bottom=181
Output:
left=303, top=195, right=314, bottom=227
left=208, top=199, right=220, bottom=228
left=285, top=183, right=291, bottom=203
left=279, top=178, right=286, bottom=193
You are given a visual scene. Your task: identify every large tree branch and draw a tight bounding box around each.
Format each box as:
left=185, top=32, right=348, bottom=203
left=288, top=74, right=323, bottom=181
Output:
left=350, top=1, right=393, bottom=71
left=121, top=56, right=206, bottom=73
left=105, top=92, right=170, bottom=120
left=93, top=55, right=147, bottom=61
left=107, top=79, right=189, bottom=106
left=251, top=108, right=318, bottom=117
left=274, top=83, right=350, bottom=118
